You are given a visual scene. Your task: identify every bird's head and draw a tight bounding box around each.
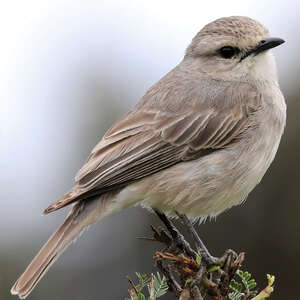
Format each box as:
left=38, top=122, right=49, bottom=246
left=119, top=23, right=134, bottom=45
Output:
left=185, top=16, right=284, bottom=81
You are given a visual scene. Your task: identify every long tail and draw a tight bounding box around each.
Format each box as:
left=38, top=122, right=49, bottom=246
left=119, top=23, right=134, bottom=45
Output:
left=11, top=196, right=111, bottom=299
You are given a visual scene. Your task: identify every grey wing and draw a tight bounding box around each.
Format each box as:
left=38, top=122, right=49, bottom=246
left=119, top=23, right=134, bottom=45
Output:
left=44, top=82, right=261, bottom=214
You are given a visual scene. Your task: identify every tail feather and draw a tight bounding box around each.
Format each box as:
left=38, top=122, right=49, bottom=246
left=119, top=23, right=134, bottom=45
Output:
left=43, top=186, right=84, bottom=215
left=11, top=197, right=109, bottom=299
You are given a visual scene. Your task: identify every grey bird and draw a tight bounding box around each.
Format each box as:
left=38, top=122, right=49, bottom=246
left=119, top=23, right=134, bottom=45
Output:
left=11, top=16, right=286, bottom=299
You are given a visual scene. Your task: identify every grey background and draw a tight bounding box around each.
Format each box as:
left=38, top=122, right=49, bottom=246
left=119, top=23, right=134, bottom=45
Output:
left=0, top=1, right=299, bottom=299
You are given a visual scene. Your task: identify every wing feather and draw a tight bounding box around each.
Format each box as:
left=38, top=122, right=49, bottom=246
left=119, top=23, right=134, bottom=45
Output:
left=44, top=80, right=261, bottom=214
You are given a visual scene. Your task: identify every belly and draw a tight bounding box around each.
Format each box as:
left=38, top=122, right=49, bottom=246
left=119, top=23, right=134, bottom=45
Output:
left=114, top=126, right=283, bottom=221
left=115, top=106, right=285, bottom=221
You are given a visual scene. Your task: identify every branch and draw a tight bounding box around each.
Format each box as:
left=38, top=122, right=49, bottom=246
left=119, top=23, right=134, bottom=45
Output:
left=126, top=220, right=275, bottom=300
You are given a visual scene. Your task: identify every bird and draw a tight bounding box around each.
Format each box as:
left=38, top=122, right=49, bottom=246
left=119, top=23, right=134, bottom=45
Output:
left=11, top=16, right=286, bottom=299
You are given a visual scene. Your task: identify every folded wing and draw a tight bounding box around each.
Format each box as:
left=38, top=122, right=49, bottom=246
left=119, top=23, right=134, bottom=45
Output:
left=44, top=82, right=260, bottom=214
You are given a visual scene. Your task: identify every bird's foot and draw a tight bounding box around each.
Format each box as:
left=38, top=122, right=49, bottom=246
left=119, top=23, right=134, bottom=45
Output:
left=176, top=212, right=238, bottom=267
left=149, top=210, right=242, bottom=299
left=154, top=210, right=197, bottom=258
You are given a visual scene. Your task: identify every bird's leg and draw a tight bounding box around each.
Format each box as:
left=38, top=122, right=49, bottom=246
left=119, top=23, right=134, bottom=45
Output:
left=176, top=213, right=220, bottom=265
left=154, top=210, right=197, bottom=258
left=154, top=210, right=239, bottom=298
left=176, top=213, right=238, bottom=267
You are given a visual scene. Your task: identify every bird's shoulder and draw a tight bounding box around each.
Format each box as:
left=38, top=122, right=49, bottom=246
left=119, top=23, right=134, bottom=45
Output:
left=136, top=65, right=262, bottom=115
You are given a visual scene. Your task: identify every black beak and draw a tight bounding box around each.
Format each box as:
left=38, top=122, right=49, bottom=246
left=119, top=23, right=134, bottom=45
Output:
left=241, top=37, right=285, bottom=61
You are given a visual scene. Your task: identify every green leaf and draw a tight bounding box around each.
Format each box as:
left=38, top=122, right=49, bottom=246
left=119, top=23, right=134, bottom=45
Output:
left=207, top=265, right=220, bottom=273
left=228, top=291, right=244, bottom=300
left=196, top=250, right=202, bottom=265
left=184, top=278, right=193, bottom=287
left=244, top=272, right=251, bottom=282
left=247, top=279, right=257, bottom=290
left=137, top=293, right=146, bottom=300
left=153, top=272, right=168, bottom=298
left=135, top=273, right=151, bottom=293
left=233, top=269, right=258, bottom=296
left=251, top=274, right=275, bottom=300
left=230, top=279, right=243, bottom=293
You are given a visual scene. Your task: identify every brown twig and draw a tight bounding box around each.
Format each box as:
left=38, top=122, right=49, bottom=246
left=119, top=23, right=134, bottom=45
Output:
left=146, top=221, right=244, bottom=300
left=126, top=275, right=138, bottom=294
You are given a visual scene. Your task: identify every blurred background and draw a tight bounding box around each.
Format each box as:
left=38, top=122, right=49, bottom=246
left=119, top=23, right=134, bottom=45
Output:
left=0, top=1, right=299, bottom=299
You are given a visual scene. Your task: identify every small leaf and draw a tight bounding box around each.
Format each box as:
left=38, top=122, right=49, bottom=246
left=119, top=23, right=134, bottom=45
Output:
left=251, top=274, right=275, bottom=300
left=228, top=291, right=244, bottom=300
left=153, top=272, right=168, bottom=297
left=244, top=272, right=251, bottom=282
left=196, top=250, right=202, bottom=265
left=137, top=293, right=146, bottom=300
left=207, top=265, right=220, bottom=273
left=230, top=279, right=243, bottom=293
left=135, top=273, right=151, bottom=292
left=185, top=278, right=193, bottom=287
left=267, top=274, right=275, bottom=286
left=247, top=279, right=257, bottom=290
left=236, top=269, right=257, bottom=294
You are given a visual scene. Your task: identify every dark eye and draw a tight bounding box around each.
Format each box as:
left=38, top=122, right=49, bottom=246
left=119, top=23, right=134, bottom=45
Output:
left=219, top=46, right=239, bottom=59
